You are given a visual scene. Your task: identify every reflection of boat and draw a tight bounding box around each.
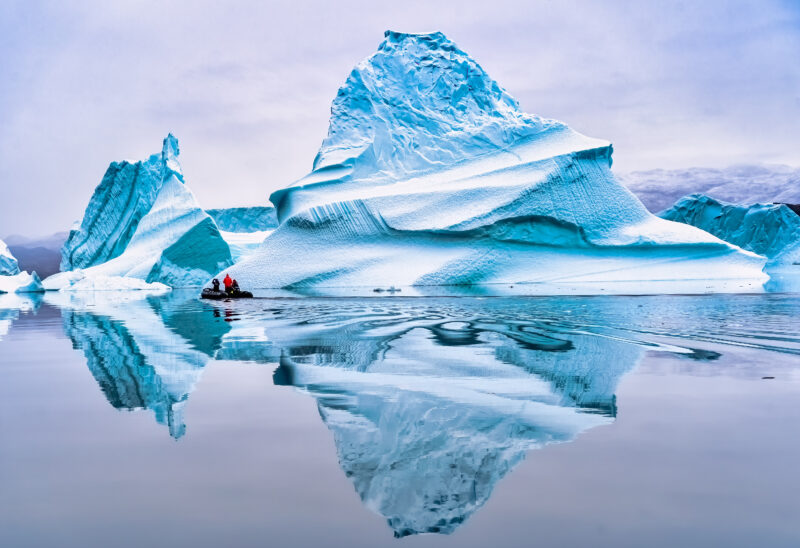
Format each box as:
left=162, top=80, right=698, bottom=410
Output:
left=200, top=288, right=253, bottom=300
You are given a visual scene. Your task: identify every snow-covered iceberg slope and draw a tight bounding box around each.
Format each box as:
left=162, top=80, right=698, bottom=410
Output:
left=661, top=195, right=800, bottom=269
left=0, top=238, right=44, bottom=293
left=206, top=207, right=278, bottom=262
left=223, top=31, right=766, bottom=291
left=51, top=135, right=232, bottom=289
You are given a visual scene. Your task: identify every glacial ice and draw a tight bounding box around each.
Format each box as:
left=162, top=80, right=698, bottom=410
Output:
left=221, top=31, right=766, bottom=291
left=660, top=195, right=800, bottom=269
left=0, top=238, right=44, bottom=293
left=53, top=135, right=232, bottom=290
left=206, top=207, right=278, bottom=233
left=206, top=207, right=278, bottom=262
left=0, top=238, right=20, bottom=275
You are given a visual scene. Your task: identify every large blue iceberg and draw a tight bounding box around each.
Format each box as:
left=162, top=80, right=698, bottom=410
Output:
left=49, top=135, right=232, bottom=289
left=660, top=194, right=800, bottom=269
left=222, top=31, right=765, bottom=292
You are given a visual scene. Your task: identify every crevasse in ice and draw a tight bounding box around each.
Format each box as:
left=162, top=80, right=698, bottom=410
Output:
left=50, top=135, right=232, bottom=289
left=222, top=31, right=766, bottom=290
left=660, top=194, right=800, bottom=269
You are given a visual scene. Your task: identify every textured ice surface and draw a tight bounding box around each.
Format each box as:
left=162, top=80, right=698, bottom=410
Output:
left=55, top=135, right=232, bottom=289
left=206, top=207, right=278, bottom=233
left=661, top=195, right=800, bottom=269
left=0, top=239, right=20, bottom=275
left=224, top=31, right=766, bottom=291
left=620, top=164, right=800, bottom=213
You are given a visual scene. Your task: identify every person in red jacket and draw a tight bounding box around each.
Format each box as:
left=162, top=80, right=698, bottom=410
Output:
left=223, top=273, right=233, bottom=295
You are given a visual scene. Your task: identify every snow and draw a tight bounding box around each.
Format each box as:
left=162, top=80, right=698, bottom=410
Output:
left=59, top=274, right=170, bottom=292
left=53, top=135, right=232, bottom=289
left=220, top=31, right=767, bottom=292
left=620, top=164, right=800, bottom=213
left=660, top=194, right=800, bottom=269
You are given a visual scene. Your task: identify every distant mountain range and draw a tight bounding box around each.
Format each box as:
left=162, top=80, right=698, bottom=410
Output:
left=618, top=164, right=800, bottom=213
left=3, top=232, right=68, bottom=278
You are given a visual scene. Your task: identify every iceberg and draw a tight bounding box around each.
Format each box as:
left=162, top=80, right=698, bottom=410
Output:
left=0, top=238, right=44, bottom=293
left=206, top=207, right=278, bottom=233
left=221, top=31, right=766, bottom=292
left=660, top=194, right=800, bottom=269
left=52, top=135, right=232, bottom=289
left=0, top=238, right=19, bottom=275
left=206, top=207, right=278, bottom=262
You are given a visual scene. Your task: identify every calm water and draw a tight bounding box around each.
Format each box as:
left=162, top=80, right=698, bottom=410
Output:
left=1, top=290, right=799, bottom=547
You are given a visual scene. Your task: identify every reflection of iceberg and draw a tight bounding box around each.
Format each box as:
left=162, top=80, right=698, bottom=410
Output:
left=53, top=291, right=229, bottom=438
left=237, top=300, right=644, bottom=536
left=0, top=293, right=42, bottom=341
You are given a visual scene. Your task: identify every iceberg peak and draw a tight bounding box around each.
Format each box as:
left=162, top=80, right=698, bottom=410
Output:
left=161, top=133, right=183, bottom=183
left=311, top=30, right=562, bottom=178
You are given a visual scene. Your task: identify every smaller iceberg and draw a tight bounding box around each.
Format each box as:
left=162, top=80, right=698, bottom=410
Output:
left=50, top=135, right=232, bottom=290
left=660, top=194, right=800, bottom=269
left=206, top=207, right=278, bottom=262
left=0, top=238, right=44, bottom=294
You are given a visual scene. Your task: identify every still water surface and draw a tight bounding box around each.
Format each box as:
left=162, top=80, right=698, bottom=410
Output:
left=1, top=290, right=799, bottom=547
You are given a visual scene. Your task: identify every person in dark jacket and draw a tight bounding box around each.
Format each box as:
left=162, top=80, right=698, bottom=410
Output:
left=232, top=279, right=240, bottom=293
left=212, top=278, right=220, bottom=292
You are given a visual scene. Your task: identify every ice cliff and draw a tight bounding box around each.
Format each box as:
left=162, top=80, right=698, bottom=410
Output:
left=0, top=238, right=44, bottom=294
left=206, top=207, right=278, bottom=262
left=660, top=195, right=800, bottom=269
left=51, top=135, right=232, bottom=289
left=222, top=31, right=765, bottom=291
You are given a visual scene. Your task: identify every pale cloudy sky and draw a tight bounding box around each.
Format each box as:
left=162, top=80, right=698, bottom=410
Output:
left=1, top=0, right=798, bottom=236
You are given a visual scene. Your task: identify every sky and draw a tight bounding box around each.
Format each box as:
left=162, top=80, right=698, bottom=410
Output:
left=1, top=0, right=799, bottom=237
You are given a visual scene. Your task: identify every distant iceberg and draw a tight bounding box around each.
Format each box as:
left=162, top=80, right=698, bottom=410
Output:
left=660, top=194, right=800, bottom=269
left=221, top=31, right=766, bottom=291
left=207, top=207, right=278, bottom=263
left=50, top=135, right=232, bottom=290
left=0, top=238, right=44, bottom=293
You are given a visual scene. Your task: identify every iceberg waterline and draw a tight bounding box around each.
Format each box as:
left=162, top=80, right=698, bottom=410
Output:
left=49, top=135, right=233, bottom=290
left=220, top=30, right=766, bottom=291
left=660, top=194, right=800, bottom=269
